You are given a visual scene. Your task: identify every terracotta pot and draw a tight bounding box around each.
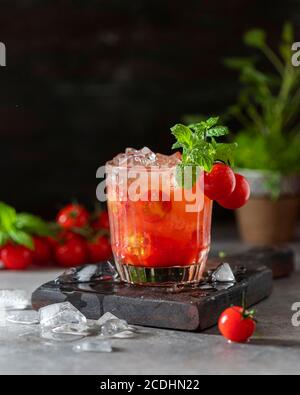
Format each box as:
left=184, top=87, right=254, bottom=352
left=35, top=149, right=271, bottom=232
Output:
left=236, top=170, right=300, bottom=245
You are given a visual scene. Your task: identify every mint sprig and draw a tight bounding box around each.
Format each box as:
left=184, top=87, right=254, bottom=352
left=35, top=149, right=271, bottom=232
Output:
left=171, top=117, right=237, bottom=173
left=0, top=202, right=55, bottom=249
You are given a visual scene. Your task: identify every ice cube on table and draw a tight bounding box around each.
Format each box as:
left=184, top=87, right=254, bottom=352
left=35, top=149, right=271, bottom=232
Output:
left=100, top=319, right=131, bottom=337
left=97, top=312, right=120, bottom=326
left=7, top=310, right=39, bottom=325
left=39, top=302, right=87, bottom=331
left=97, top=312, right=135, bottom=338
left=0, top=290, right=29, bottom=310
left=113, top=331, right=136, bottom=339
left=0, top=310, right=7, bottom=325
left=52, top=324, right=91, bottom=337
left=40, top=329, right=84, bottom=342
left=212, top=263, right=236, bottom=283
left=73, top=340, right=113, bottom=353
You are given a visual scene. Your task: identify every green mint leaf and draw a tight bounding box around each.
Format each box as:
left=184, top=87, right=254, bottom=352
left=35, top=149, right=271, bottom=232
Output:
left=0, top=202, right=17, bottom=232
left=8, top=229, right=34, bottom=250
left=171, top=124, right=193, bottom=149
left=188, top=123, right=206, bottom=139
left=172, top=141, right=183, bottom=150
left=205, top=117, right=220, bottom=129
left=206, top=126, right=229, bottom=137
left=189, top=117, right=219, bottom=135
left=189, top=144, right=216, bottom=172
left=171, top=117, right=236, bottom=185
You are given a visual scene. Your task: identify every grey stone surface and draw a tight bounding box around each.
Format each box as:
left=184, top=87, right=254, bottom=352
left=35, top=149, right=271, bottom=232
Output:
left=0, top=239, right=299, bottom=375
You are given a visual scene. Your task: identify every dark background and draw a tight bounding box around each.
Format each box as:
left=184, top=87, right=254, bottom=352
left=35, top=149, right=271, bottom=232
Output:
left=1, top=0, right=299, bottom=219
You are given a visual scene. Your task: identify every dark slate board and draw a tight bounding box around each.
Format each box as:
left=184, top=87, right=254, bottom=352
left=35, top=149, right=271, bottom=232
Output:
left=31, top=248, right=278, bottom=332
left=210, top=246, right=295, bottom=279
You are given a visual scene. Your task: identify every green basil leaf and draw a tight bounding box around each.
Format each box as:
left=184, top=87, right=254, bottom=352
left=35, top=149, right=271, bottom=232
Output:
left=15, top=213, right=53, bottom=237
left=8, top=229, right=34, bottom=250
left=0, top=231, right=9, bottom=247
left=0, top=202, right=17, bottom=231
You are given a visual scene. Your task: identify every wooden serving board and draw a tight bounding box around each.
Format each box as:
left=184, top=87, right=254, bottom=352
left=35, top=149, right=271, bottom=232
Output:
left=30, top=247, right=287, bottom=332
left=210, top=246, right=295, bottom=279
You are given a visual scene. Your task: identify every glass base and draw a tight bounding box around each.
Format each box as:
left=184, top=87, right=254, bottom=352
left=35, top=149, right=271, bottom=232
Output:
left=115, top=258, right=208, bottom=287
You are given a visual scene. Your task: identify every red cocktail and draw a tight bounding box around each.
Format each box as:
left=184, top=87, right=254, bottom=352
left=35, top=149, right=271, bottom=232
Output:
left=106, top=148, right=213, bottom=285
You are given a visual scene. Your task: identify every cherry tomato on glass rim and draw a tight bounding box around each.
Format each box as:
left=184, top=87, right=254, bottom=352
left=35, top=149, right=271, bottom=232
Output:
left=57, top=204, right=89, bottom=230
left=218, top=306, right=256, bottom=343
left=1, top=244, right=33, bottom=270
left=217, top=174, right=250, bottom=210
left=204, top=164, right=236, bottom=201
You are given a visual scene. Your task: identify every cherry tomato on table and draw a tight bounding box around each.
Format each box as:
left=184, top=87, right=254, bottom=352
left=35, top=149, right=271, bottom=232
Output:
left=55, top=238, right=88, bottom=267
left=57, top=204, right=89, bottom=230
left=1, top=244, right=33, bottom=270
left=32, top=237, right=52, bottom=265
left=204, top=164, right=236, bottom=201
left=218, top=306, right=256, bottom=343
left=217, top=174, right=250, bottom=210
left=47, top=231, right=84, bottom=251
left=92, top=211, right=110, bottom=231
left=87, top=236, right=112, bottom=263
left=58, top=230, right=85, bottom=242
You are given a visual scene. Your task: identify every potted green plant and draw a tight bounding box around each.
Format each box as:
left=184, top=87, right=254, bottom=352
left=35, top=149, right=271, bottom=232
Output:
left=225, top=23, right=300, bottom=245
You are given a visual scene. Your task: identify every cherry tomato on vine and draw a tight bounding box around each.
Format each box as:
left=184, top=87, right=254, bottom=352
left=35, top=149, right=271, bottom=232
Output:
left=217, top=174, right=250, bottom=210
left=46, top=231, right=84, bottom=251
left=57, top=204, right=89, bottom=229
left=218, top=306, right=256, bottom=343
left=1, top=244, right=33, bottom=270
left=204, top=164, right=236, bottom=201
left=32, top=237, right=52, bottom=265
left=92, top=211, right=110, bottom=231
left=59, top=231, right=85, bottom=242
left=55, top=238, right=88, bottom=267
left=87, top=236, right=112, bottom=263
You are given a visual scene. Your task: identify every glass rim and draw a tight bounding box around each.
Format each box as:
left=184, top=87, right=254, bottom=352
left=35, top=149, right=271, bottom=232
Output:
left=105, top=162, right=180, bottom=172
